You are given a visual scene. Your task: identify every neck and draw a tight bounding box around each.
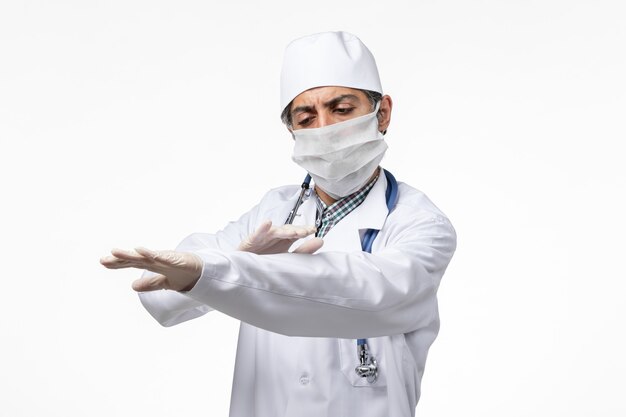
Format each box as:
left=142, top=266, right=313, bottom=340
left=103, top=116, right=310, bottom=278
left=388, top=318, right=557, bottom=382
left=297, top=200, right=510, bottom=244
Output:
left=314, top=186, right=337, bottom=206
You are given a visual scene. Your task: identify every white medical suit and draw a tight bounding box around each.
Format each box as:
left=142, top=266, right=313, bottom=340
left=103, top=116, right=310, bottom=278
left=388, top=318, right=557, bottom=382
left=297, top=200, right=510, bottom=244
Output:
left=139, top=170, right=457, bottom=417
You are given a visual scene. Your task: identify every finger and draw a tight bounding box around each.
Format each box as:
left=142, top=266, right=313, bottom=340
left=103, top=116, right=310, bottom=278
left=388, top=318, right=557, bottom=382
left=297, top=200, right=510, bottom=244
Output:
left=259, top=220, right=273, bottom=233
left=250, top=220, right=273, bottom=239
left=291, top=224, right=317, bottom=236
left=270, top=229, right=299, bottom=239
left=239, top=221, right=274, bottom=251
left=110, top=248, right=149, bottom=262
left=272, top=225, right=317, bottom=239
left=101, top=252, right=169, bottom=274
left=100, top=255, right=143, bottom=269
left=292, top=237, right=324, bottom=254
left=131, top=273, right=168, bottom=292
left=100, top=254, right=120, bottom=265
left=134, top=246, right=158, bottom=260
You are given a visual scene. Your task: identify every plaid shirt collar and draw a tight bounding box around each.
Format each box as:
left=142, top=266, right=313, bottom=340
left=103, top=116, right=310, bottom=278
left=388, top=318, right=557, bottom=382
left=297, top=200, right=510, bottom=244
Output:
left=314, top=171, right=380, bottom=238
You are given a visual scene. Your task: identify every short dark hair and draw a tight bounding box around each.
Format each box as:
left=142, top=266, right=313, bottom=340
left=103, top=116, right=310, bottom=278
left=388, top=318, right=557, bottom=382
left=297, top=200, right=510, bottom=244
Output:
left=280, top=89, right=382, bottom=128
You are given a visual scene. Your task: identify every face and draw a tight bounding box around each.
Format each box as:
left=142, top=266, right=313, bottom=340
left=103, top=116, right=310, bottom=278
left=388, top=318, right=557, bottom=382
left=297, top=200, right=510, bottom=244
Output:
left=289, top=86, right=376, bottom=130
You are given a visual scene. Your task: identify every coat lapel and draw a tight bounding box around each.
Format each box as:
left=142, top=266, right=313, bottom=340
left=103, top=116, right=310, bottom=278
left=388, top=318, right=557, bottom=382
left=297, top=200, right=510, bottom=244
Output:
left=295, top=169, right=389, bottom=253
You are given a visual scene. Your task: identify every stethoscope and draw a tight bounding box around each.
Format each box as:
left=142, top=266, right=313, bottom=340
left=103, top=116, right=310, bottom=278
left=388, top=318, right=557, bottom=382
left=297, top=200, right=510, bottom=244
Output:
left=285, top=169, right=399, bottom=384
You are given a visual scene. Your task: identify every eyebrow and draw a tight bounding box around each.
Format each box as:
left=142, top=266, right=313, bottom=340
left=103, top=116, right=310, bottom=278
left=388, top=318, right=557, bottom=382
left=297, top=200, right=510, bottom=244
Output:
left=291, top=94, right=361, bottom=117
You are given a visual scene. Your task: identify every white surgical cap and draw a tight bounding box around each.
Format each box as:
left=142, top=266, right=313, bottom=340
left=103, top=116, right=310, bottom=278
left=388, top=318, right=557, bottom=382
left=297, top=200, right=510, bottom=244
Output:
left=280, top=31, right=383, bottom=112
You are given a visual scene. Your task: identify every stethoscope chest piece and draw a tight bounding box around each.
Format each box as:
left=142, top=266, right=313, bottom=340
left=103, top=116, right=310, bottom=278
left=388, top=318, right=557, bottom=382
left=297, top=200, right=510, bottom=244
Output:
left=355, top=342, right=378, bottom=384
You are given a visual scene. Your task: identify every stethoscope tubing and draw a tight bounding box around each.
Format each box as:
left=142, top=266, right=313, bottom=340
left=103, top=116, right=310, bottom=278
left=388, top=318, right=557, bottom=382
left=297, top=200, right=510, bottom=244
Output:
left=286, top=169, right=399, bottom=383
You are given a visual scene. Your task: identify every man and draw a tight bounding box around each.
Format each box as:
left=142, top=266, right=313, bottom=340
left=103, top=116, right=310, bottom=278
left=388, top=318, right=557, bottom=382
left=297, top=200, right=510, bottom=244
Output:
left=101, top=31, right=456, bottom=417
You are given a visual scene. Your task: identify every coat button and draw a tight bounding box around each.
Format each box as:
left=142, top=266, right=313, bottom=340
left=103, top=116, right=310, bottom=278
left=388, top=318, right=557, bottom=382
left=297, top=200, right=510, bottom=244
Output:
left=299, top=374, right=310, bottom=385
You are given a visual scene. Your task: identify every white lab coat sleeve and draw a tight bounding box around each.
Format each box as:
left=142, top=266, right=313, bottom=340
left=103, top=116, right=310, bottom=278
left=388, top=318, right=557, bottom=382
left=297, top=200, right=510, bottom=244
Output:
left=137, top=197, right=267, bottom=327
left=184, top=208, right=457, bottom=338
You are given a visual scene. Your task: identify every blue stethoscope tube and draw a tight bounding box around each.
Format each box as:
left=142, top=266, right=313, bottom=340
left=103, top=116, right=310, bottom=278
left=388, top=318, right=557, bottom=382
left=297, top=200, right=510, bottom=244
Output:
left=286, top=169, right=399, bottom=384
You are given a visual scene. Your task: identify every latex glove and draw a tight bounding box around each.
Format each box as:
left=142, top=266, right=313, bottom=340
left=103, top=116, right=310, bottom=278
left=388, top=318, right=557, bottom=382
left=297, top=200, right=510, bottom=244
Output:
left=100, top=247, right=202, bottom=292
left=238, top=220, right=324, bottom=255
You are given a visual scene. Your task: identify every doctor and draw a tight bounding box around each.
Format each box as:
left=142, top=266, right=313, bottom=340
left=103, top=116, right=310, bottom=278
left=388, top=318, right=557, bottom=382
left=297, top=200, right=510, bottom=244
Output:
left=101, top=31, right=456, bottom=417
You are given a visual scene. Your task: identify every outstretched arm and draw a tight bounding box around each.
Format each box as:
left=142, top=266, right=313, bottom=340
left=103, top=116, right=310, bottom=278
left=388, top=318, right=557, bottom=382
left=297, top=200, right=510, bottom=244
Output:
left=102, top=209, right=455, bottom=338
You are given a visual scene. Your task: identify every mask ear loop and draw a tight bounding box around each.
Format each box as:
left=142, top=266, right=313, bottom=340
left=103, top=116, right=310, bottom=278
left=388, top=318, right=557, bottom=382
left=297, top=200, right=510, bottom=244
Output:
left=372, top=100, right=381, bottom=114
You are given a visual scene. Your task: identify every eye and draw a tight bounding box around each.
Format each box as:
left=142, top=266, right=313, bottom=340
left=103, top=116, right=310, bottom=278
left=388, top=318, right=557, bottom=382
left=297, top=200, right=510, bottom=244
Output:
left=333, top=106, right=354, bottom=115
left=297, top=116, right=314, bottom=127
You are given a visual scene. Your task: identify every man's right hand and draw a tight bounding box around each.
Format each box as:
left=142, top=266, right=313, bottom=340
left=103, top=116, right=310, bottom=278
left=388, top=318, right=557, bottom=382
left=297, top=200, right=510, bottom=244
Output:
left=100, top=247, right=202, bottom=292
left=238, top=220, right=323, bottom=255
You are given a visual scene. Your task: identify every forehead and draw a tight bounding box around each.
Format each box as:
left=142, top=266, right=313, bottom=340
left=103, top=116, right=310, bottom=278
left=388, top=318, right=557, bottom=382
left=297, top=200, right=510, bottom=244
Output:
left=291, top=86, right=368, bottom=108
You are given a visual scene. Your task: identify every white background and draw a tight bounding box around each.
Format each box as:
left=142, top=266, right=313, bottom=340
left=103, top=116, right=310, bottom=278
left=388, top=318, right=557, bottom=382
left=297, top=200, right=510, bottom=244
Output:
left=1, top=1, right=625, bottom=416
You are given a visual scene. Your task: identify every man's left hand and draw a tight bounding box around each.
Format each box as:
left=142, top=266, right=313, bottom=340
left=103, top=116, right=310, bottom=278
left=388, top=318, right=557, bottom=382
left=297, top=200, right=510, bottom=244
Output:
left=238, top=220, right=323, bottom=254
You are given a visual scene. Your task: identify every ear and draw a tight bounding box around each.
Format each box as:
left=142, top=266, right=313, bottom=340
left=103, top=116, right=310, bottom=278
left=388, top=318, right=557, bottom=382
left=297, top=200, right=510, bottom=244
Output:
left=377, top=95, right=393, bottom=134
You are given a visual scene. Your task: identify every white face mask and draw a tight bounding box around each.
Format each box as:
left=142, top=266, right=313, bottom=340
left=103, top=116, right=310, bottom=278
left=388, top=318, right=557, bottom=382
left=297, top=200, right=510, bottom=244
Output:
left=291, top=103, right=387, bottom=199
